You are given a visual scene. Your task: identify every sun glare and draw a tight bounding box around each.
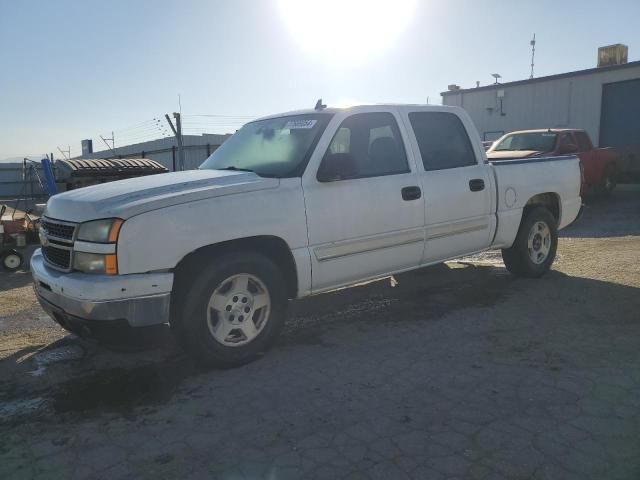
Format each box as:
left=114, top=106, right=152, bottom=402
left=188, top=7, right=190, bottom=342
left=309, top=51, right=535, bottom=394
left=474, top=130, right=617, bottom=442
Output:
left=277, top=0, right=417, bottom=65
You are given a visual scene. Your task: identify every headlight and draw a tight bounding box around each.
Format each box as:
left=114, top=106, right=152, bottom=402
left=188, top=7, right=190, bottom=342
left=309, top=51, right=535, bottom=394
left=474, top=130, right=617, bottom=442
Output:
left=73, top=252, right=116, bottom=274
left=77, top=218, right=123, bottom=243
left=74, top=218, right=122, bottom=274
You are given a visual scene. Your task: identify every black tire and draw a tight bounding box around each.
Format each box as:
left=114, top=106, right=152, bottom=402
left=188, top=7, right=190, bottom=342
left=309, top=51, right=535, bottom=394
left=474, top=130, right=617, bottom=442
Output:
left=173, top=252, right=287, bottom=368
left=2, top=249, right=23, bottom=272
left=501, top=207, right=558, bottom=278
left=602, top=164, right=617, bottom=197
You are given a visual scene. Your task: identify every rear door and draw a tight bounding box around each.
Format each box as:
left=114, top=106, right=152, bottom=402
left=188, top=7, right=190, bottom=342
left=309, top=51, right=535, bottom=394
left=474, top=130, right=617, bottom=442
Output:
left=401, top=109, right=494, bottom=263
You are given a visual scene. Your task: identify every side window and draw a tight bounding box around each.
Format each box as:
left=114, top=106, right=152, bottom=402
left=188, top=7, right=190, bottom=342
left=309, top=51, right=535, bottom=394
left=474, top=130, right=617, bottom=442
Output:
left=408, top=112, right=477, bottom=171
left=329, top=127, right=350, bottom=154
left=575, top=132, right=592, bottom=152
left=320, top=112, right=409, bottom=180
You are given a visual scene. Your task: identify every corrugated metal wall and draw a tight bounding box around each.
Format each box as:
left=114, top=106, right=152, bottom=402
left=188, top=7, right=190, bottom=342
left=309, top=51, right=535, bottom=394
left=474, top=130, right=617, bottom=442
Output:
left=442, top=65, right=640, bottom=145
left=0, top=163, right=48, bottom=199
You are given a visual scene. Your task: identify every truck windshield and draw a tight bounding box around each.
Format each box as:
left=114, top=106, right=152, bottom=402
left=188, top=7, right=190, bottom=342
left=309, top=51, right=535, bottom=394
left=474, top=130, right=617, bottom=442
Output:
left=492, top=132, right=557, bottom=152
left=200, top=113, right=333, bottom=177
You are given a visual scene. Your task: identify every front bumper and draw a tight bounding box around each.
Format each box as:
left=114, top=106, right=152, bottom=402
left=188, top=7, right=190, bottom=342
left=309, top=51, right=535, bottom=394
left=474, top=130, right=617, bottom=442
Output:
left=31, top=249, right=173, bottom=330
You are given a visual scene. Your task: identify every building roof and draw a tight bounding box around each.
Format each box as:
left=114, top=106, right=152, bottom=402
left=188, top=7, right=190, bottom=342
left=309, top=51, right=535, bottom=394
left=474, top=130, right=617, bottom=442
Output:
left=441, top=60, right=640, bottom=96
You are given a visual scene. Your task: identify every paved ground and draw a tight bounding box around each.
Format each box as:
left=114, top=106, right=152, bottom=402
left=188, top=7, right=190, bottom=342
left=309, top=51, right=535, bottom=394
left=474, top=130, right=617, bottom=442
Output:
left=1, top=186, right=639, bottom=479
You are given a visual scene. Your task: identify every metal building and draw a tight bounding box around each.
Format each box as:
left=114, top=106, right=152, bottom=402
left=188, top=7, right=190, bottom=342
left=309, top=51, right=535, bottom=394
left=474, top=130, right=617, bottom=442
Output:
left=441, top=53, right=640, bottom=161
left=78, top=133, right=231, bottom=171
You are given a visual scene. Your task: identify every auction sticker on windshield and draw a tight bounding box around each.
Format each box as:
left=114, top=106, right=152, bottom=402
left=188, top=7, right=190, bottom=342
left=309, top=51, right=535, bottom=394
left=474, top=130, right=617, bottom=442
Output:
left=284, top=119, right=317, bottom=129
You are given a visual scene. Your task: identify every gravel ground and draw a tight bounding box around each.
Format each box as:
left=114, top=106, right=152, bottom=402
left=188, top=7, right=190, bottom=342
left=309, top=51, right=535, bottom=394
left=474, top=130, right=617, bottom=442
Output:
left=0, top=185, right=639, bottom=480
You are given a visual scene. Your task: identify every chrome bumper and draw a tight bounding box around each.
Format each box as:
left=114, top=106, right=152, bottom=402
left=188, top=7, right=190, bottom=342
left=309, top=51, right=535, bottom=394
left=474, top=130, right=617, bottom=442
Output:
left=34, top=284, right=170, bottom=328
left=31, top=249, right=172, bottom=328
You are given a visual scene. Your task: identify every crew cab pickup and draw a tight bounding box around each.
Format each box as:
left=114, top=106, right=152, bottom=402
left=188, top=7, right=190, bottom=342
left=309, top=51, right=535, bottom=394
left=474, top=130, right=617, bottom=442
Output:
left=487, top=129, right=619, bottom=196
left=32, top=105, right=582, bottom=367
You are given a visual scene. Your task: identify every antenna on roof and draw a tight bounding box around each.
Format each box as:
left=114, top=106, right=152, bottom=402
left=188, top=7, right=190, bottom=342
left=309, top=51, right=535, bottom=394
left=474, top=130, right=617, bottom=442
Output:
left=530, top=33, right=536, bottom=79
left=314, top=98, right=326, bottom=110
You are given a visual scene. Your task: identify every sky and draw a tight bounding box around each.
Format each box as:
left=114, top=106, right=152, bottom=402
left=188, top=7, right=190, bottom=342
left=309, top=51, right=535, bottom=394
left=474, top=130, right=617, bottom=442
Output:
left=1, top=0, right=640, bottom=161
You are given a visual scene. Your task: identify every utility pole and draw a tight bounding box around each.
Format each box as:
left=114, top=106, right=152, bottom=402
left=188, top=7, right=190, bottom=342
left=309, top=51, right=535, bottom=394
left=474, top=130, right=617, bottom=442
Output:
left=100, top=134, right=117, bottom=156
left=57, top=146, right=70, bottom=160
left=530, top=33, right=536, bottom=79
left=165, top=112, right=184, bottom=171
left=100, top=132, right=115, bottom=151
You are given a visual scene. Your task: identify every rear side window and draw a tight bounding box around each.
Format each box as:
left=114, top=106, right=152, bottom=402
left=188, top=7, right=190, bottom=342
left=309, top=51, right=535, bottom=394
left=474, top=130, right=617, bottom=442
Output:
left=409, top=112, right=477, bottom=171
left=574, top=132, right=592, bottom=152
left=559, top=133, right=575, bottom=148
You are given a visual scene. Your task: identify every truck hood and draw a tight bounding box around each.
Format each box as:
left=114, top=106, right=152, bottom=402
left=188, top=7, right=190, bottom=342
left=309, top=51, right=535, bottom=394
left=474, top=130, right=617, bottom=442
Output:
left=45, top=169, right=280, bottom=223
left=487, top=150, right=546, bottom=160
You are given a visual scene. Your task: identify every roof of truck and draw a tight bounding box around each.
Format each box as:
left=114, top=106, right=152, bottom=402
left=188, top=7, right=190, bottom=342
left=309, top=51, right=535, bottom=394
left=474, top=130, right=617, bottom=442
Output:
left=504, top=128, right=587, bottom=134
left=253, top=104, right=461, bottom=122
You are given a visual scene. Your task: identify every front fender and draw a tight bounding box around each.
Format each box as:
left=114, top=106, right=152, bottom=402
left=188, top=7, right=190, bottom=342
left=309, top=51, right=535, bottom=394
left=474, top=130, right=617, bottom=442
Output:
left=116, top=180, right=309, bottom=275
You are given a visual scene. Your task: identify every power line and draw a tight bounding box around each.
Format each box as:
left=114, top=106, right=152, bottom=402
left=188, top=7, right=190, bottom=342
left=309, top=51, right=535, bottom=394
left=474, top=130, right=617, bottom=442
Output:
left=114, top=128, right=169, bottom=139
left=111, top=133, right=171, bottom=145
left=90, top=113, right=252, bottom=152
left=112, top=119, right=158, bottom=133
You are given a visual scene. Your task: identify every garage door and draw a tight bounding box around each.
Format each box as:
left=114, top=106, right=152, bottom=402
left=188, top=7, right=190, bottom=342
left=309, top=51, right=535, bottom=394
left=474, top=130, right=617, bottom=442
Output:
left=600, top=79, right=640, bottom=177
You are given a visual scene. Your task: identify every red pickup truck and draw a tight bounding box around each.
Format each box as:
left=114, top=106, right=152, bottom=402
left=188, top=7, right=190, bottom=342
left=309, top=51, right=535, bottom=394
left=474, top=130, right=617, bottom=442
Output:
left=487, top=129, right=618, bottom=196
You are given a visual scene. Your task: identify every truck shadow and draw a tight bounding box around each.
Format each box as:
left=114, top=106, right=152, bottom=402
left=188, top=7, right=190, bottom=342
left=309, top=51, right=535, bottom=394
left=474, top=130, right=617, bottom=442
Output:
left=281, top=262, right=511, bottom=345
left=2, top=260, right=638, bottom=422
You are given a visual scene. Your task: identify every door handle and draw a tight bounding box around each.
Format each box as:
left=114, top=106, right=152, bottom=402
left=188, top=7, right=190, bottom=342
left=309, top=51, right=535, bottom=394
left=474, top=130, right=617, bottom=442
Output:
left=469, top=179, right=485, bottom=192
left=401, top=186, right=422, bottom=201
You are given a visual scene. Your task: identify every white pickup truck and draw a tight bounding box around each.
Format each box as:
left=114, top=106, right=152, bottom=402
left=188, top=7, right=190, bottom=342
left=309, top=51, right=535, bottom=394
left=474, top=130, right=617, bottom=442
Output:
left=32, top=104, right=582, bottom=366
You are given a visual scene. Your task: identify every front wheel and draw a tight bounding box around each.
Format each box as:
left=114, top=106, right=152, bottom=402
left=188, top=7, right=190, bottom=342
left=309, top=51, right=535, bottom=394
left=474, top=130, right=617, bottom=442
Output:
left=174, top=252, right=287, bottom=368
left=501, top=207, right=558, bottom=278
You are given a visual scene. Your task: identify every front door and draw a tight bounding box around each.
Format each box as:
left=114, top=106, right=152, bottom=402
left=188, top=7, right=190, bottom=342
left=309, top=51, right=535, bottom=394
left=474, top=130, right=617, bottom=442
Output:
left=303, top=111, right=425, bottom=292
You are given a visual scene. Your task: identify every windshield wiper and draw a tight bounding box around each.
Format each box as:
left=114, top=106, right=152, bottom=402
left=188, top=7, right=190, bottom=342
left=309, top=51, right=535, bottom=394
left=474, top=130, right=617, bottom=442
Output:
left=216, top=166, right=257, bottom=173
left=215, top=166, right=277, bottom=178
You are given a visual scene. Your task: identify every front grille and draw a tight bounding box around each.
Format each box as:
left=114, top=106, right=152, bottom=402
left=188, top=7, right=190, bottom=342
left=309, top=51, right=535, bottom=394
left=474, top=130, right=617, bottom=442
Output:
left=41, top=218, right=76, bottom=241
left=43, top=246, right=71, bottom=269
left=41, top=217, right=77, bottom=271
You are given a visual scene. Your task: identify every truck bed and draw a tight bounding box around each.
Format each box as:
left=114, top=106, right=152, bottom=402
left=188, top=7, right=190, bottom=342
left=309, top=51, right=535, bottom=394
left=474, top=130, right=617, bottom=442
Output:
left=489, top=155, right=582, bottom=248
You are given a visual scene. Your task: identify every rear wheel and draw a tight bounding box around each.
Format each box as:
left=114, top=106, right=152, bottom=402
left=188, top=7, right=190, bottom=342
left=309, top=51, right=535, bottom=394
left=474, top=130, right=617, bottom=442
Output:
left=2, top=250, right=23, bottom=272
left=501, top=207, right=557, bottom=278
left=174, top=252, right=287, bottom=368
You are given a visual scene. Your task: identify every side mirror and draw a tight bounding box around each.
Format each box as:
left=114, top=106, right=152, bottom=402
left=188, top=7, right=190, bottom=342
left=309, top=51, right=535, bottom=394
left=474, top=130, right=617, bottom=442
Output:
left=317, top=153, right=358, bottom=182
left=559, top=143, right=578, bottom=155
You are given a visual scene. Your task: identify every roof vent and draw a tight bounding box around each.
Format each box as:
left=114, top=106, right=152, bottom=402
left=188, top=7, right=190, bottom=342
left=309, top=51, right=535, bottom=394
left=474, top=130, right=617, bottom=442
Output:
left=598, top=44, right=628, bottom=67
left=447, top=84, right=461, bottom=91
